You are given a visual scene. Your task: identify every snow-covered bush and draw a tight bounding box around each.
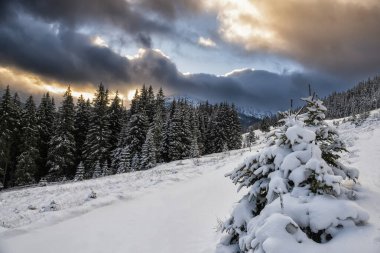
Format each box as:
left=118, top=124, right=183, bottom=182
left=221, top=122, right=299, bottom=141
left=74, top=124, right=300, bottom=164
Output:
left=217, top=96, right=368, bottom=253
left=38, top=177, right=48, bottom=186
left=87, top=190, right=97, bottom=199
left=40, top=200, right=59, bottom=212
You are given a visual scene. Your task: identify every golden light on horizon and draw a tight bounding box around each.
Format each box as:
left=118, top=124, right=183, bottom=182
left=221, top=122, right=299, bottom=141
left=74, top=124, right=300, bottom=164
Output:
left=127, top=89, right=135, bottom=101
left=43, top=84, right=94, bottom=100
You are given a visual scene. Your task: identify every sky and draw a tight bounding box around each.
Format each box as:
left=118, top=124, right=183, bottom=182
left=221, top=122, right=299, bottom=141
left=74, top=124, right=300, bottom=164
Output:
left=0, top=0, right=379, bottom=111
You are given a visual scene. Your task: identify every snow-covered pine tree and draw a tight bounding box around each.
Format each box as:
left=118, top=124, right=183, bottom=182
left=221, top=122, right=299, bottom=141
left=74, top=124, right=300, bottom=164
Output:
left=300, top=95, right=357, bottom=181
left=217, top=101, right=368, bottom=253
left=92, top=160, right=102, bottom=179
left=37, top=92, right=56, bottom=180
left=108, top=91, right=124, bottom=155
left=0, top=86, right=21, bottom=187
left=228, top=103, right=242, bottom=150
left=161, top=99, right=176, bottom=162
left=146, top=85, right=156, bottom=123
left=151, top=107, right=164, bottom=163
left=111, top=123, right=131, bottom=173
left=83, top=83, right=111, bottom=173
left=129, top=89, right=140, bottom=116
left=125, top=111, right=148, bottom=166
left=74, top=95, right=91, bottom=169
left=102, top=162, right=111, bottom=176
left=140, top=127, right=156, bottom=170
left=116, top=145, right=131, bottom=174
left=131, top=153, right=140, bottom=171
left=190, top=108, right=203, bottom=156
left=190, top=137, right=200, bottom=158
left=15, top=96, right=40, bottom=186
left=222, top=142, right=229, bottom=154
left=152, top=87, right=166, bottom=162
left=168, top=100, right=192, bottom=160
left=47, top=86, right=76, bottom=181
left=246, top=127, right=257, bottom=148
left=74, top=162, right=85, bottom=181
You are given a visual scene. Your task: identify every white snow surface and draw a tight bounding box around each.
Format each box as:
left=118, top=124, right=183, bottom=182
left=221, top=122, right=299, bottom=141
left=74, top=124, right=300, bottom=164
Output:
left=0, top=149, right=254, bottom=253
left=1, top=110, right=380, bottom=253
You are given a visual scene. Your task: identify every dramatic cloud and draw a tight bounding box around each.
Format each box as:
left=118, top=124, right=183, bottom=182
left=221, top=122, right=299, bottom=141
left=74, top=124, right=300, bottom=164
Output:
left=210, top=0, right=380, bottom=77
left=0, top=0, right=170, bottom=35
left=0, top=0, right=377, bottom=112
left=0, top=15, right=132, bottom=85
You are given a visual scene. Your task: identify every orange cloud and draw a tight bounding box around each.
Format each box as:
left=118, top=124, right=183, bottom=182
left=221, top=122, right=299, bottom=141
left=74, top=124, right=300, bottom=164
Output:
left=207, top=0, right=380, bottom=75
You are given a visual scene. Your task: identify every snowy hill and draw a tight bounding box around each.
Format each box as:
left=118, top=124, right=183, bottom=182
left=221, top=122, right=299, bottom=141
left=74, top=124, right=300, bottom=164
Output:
left=1, top=110, right=380, bottom=253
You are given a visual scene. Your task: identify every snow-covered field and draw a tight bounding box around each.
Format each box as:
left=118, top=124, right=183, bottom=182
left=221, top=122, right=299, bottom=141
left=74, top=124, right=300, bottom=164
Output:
left=0, top=147, right=262, bottom=253
left=1, top=111, right=380, bottom=253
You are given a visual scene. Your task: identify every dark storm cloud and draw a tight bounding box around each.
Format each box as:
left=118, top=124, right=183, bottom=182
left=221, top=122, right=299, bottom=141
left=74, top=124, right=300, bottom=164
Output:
left=0, top=0, right=170, bottom=34
left=0, top=15, right=130, bottom=84
left=0, top=13, right=344, bottom=112
left=0, top=0, right=363, bottom=111
left=122, top=50, right=345, bottom=111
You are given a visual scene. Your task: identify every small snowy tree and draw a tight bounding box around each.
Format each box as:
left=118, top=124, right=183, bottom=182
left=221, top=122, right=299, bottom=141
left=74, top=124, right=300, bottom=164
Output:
left=74, top=162, right=85, bottom=181
left=102, top=162, right=112, bottom=176
left=222, top=142, right=229, bottom=155
left=301, top=95, right=358, bottom=181
left=131, top=154, right=140, bottom=171
left=92, top=161, right=102, bottom=179
left=217, top=98, right=368, bottom=253
left=246, top=127, right=257, bottom=150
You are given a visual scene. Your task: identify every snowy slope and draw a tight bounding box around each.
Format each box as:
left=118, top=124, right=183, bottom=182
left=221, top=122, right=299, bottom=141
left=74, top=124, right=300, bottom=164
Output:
left=0, top=148, right=258, bottom=253
left=1, top=111, right=380, bottom=253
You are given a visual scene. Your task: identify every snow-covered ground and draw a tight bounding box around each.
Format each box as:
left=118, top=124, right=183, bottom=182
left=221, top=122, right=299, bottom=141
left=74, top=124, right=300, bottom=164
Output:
left=0, top=148, right=261, bottom=253
left=1, top=111, right=380, bottom=253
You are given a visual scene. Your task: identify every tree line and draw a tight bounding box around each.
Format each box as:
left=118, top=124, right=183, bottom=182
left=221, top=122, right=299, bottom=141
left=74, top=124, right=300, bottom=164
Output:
left=0, top=84, right=242, bottom=188
left=323, top=75, right=380, bottom=118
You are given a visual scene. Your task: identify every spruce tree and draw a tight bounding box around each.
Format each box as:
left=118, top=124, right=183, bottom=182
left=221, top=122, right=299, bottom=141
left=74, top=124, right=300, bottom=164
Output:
left=131, top=154, right=140, bottom=171
left=161, top=100, right=176, bottom=162
left=15, top=96, right=40, bottom=186
left=151, top=108, right=165, bottom=163
left=168, top=101, right=183, bottom=161
left=74, top=162, right=85, bottom=181
left=190, top=137, right=200, bottom=158
left=37, top=92, right=56, bottom=180
left=146, top=85, right=156, bottom=123
left=217, top=99, right=366, bottom=253
left=92, top=160, right=102, bottom=179
left=190, top=109, right=203, bottom=155
left=301, top=95, right=357, bottom=180
left=246, top=127, right=257, bottom=148
left=126, top=112, right=148, bottom=163
left=228, top=104, right=242, bottom=150
left=83, top=83, right=111, bottom=172
left=111, top=123, right=130, bottom=173
left=102, top=162, right=111, bottom=176
left=74, top=95, right=91, bottom=167
left=0, top=86, right=21, bottom=187
left=47, top=86, right=76, bottom=180
left=140, top=127, right=157, bottom=170
left=116, top=145, right=131, bottom=174
left=108, top=91, right=124, bottom=155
